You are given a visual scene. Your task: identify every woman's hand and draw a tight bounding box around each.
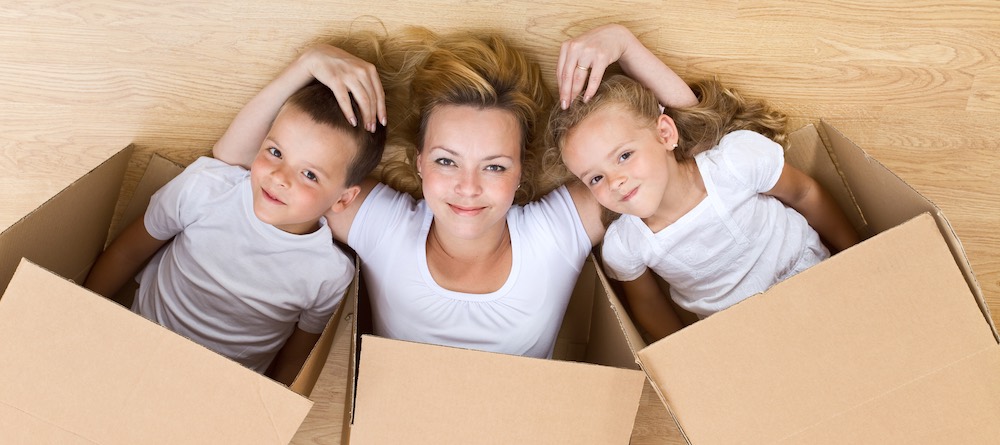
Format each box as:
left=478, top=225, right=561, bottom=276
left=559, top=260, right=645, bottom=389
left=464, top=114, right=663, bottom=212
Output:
left=298, top=44, right=386, bottom=132
left=557, top=24, right=635, bottom=109
left=556, top=24, right=697, bottom=110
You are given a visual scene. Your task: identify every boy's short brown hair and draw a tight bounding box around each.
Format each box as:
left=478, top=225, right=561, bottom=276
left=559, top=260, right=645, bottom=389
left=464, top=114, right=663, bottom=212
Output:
left=286, top=81, right=387, bottom=186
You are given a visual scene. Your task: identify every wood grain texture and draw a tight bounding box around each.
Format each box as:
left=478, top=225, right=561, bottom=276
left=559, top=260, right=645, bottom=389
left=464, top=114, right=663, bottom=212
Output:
left=1, top=1, right=997, bottom=444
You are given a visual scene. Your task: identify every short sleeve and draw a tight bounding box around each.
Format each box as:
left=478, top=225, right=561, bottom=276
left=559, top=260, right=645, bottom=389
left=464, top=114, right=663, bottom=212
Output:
left=716, top=130, right=785, bottom=193
left=143, top=157, right=220, bottom=240
left=348, top=183, right=419, bottom=253
left=520, top=186, right=593, bottom=267
left=297, top=262, right=352, bottom=333
left=600, top=220, right=647, bottom=282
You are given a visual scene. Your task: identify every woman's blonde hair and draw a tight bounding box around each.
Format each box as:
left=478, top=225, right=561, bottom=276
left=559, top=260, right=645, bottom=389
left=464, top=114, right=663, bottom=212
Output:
left=545, top=75, right=788, bottom=185
left=349, top=27, right=553, bottom=204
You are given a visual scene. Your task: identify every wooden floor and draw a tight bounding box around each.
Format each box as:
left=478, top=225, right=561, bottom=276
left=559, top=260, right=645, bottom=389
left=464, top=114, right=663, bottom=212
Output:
left=1, top=2, right=997, bottom=444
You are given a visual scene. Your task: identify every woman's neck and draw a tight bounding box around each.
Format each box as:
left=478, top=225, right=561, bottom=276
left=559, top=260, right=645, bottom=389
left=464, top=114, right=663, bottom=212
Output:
left=425, top=220, right=513, bottom=294
left=644, top=159, right=706, bottom=232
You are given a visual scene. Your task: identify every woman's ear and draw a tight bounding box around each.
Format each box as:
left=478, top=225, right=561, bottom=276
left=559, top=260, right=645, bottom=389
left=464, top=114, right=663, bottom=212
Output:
left=656, top=114, right=680, bottom=150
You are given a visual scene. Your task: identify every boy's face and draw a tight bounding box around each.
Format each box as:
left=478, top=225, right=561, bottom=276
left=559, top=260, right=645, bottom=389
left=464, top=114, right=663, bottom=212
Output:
left=561, top=105, right=679, bottom=219
left=249, top=105, right=358, bottom=234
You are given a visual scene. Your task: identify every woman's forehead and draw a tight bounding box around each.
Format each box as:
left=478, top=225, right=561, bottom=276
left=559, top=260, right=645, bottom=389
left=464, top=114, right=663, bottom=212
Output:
left=423, top=105, right=522, bottom=159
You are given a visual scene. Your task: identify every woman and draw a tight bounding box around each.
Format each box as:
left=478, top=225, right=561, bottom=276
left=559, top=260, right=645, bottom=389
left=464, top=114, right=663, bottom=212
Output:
left=213, top=25, right=696, bottom=358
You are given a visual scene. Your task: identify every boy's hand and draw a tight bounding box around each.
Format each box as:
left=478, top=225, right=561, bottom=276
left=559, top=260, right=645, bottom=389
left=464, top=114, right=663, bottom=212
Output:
left=299, top=44, right=386, bottom=133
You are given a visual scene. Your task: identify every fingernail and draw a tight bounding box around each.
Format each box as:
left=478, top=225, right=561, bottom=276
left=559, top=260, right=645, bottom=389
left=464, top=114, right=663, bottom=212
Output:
left=561, top=99, right=568, bottom=110
left=381, top=117, right=387, bottom=126
left=350, top=117, right=358, bottom=127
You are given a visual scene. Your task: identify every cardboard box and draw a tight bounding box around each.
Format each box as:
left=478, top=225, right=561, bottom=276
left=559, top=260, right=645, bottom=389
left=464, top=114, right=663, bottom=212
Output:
left=338, top=254, right=649, bottom=444
left=0, top=148, right=352, bottom=444
left=605, top=122, right=1000, bottom=444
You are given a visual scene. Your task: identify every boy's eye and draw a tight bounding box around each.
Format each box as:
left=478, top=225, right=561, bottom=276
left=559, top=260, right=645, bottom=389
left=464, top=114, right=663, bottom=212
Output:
left=618, top=151, right=632, bottom=162
left=302, top=170, right=318, bottom=182
left=589, top=175, right=603, bottom=186
left=267, top=147, right=282, bottom=158
left=434, top=158, right=455, bottom=167
left=484, top=164, right=506, bottom=172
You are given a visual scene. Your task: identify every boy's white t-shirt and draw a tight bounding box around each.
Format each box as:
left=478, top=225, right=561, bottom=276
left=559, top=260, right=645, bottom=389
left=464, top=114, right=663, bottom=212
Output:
left=135, top=156, right=353, bottom=373
left=348, top=184, right=592, bottom=358
left=602, top=130, right=829, bottom=317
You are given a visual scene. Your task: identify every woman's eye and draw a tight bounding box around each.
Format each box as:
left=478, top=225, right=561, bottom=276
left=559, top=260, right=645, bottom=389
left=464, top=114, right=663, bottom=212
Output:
left=589, top=175, right=603, bottom=186
left=434, top=158, right=455, bottom=166
left=267, top=147, right=282, bottom=158
left=619, top=151, right=632, bottom=162
left=484, top=164, right=506, bottom=172
left=302, top=170, right=318, bottom=182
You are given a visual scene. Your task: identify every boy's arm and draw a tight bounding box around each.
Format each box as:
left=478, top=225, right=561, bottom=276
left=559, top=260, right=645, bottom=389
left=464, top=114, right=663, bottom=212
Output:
left=557, top=24, right=697, bottom=109
left=765, top=163, right=861, bottom=253
left=83, top=215, right=169, bottom=298
left=618, top=269, right=684, bottom=343
left=213, top=44, right=386, bottom=168
left=266, top=327, right=322, bottom=386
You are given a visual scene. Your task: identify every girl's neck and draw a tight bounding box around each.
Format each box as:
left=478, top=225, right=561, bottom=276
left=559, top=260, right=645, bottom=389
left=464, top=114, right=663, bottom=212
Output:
left=644, top=159, right=706, bottom=232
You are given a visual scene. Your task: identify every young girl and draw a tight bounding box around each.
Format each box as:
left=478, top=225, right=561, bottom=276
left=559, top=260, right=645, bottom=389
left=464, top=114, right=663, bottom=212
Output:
left=548, top=75, right=860, bottom=341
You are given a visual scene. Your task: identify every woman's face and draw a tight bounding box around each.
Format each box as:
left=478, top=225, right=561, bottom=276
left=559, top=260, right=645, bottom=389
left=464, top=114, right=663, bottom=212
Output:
left=417, top=104, right=523, bottom=241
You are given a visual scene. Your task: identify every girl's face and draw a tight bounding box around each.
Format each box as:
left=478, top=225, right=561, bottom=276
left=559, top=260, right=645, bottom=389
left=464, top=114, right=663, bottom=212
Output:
left=561, top=105, right=681, bottom=219
left=417, top=104, right=523, bottom=241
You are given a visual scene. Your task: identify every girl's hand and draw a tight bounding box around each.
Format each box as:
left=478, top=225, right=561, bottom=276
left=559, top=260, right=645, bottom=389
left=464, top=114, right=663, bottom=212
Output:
left=557, top=24, right=636, bottom=109
left=298, top=44, right=387, bottom=132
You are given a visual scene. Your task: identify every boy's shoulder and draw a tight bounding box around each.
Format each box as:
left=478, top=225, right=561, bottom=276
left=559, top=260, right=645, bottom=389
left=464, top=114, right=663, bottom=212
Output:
left=177, top=156, right=250, bottom=186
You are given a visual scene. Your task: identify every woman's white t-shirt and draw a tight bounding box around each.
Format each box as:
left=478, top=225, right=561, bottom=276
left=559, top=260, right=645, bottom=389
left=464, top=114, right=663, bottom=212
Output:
left=602, top=130, right=829, bottom=317
left=348, top=184, right=592, bottom=358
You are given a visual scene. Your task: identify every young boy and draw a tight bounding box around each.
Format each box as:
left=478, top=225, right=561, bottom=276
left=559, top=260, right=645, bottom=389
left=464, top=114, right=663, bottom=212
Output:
left=85, top=81, right=386, bottom=384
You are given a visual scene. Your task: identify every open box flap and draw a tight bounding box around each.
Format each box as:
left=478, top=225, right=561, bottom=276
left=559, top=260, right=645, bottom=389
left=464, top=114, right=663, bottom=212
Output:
left=637, top=214, right=996, bottom=445
left=0, top=259, right=312, bottom=444
left=351, top=335, right=645, bottom=445
left=0, top=145, right=132, bottom=296
left=818, top=121, right=996, bottom=340
left=777, top=347, right=1000, bottom=444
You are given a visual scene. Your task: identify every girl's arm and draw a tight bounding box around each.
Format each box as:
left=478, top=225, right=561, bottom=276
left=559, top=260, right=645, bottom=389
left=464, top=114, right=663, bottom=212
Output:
left=213, top=44, right=386, bottom=168
left=557, top=23, right=697, bottom=110
left=618, top=269, right=684, bottom=342
left=84, top=215, right=170, bottom=298
left=766, top=163, right=861, bottom=253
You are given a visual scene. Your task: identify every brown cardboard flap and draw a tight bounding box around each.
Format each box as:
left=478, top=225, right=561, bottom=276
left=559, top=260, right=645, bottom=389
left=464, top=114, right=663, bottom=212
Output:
left=0, top=145, right=132, bottom=296
left=777, top=347, right=1000, bottom=444
left=638, top=213, right=996, bottom=445
left=351, top=335, right=645, bottom=445
left=0, top=259, right=312, bottom=444
left=109, top=153, right=185, bottom=241
left=785, top=124, right=866, bottom=236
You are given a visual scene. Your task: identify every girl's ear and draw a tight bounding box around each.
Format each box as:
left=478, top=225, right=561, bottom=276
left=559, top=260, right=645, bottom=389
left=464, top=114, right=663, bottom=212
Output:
left=656, top=114, right=680, bottom=150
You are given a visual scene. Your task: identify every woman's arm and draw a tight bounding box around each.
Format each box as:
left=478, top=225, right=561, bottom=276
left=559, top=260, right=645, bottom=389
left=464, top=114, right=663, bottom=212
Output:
left=765, top=163, right=861, bottom=253
left=84, top=215, right=170, bottom=298
left=557, top=24, right=697, bottom=109
left=213, top=44, right=386, bottom=168
left=618, top=269, right=684, bottom=342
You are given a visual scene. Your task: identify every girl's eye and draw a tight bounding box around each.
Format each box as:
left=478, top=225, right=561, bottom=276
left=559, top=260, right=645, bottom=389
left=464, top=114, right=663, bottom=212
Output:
left=302, top=170, right=318, bottom=182
left=484, top=164, right=506, bottom=172
left=618, top=151, right=632, bottom=162
left=434, top=158, right=455, bottom=167
left=589, top=175, right=604, bottom=186
left=267, top=147, right=282, bottom=158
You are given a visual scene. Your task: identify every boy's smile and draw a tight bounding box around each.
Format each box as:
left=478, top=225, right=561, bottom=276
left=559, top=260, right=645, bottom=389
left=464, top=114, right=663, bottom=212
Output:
left=249, top=104, right=357, bottom=235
